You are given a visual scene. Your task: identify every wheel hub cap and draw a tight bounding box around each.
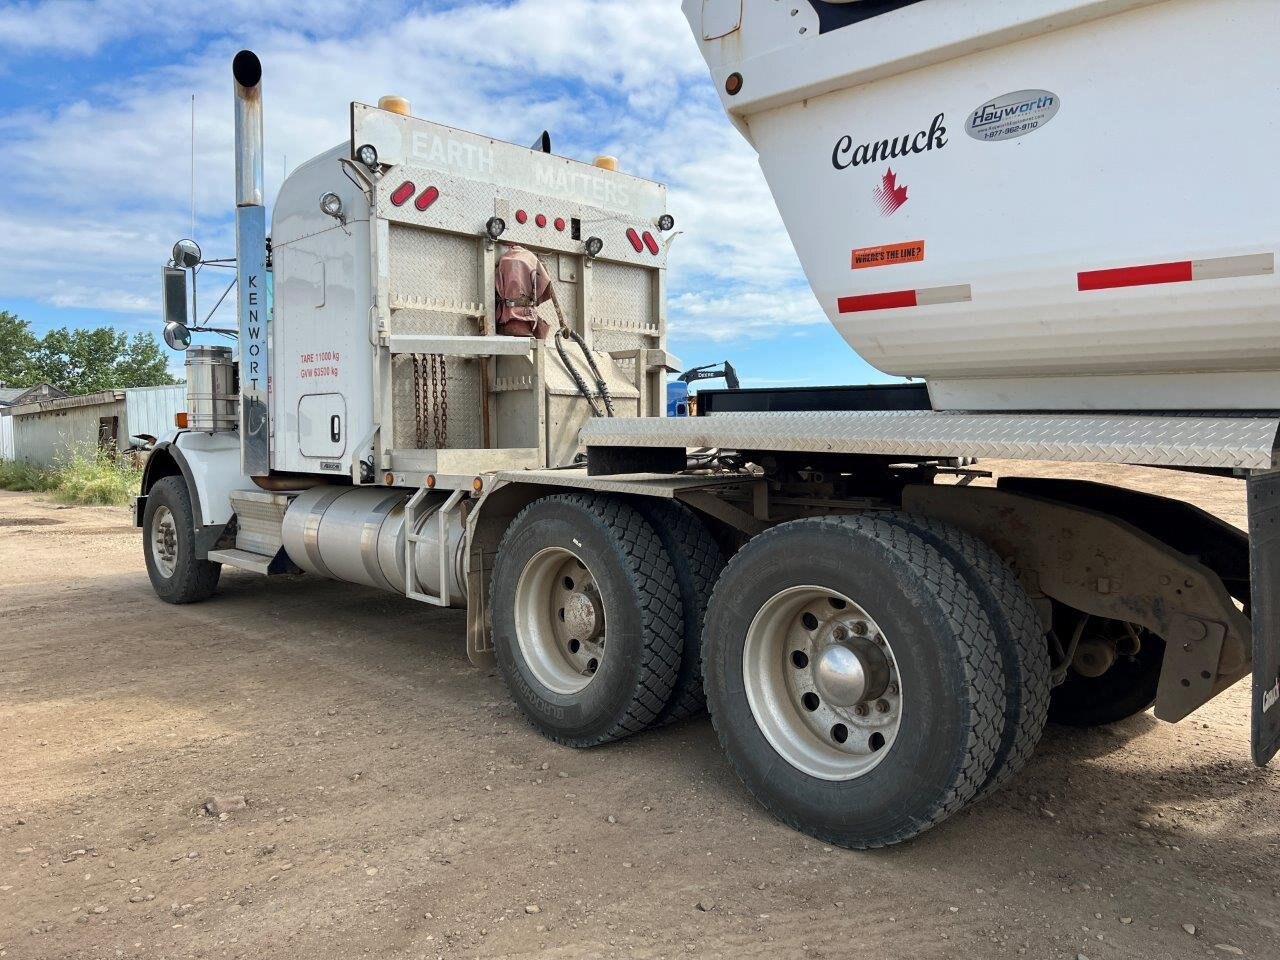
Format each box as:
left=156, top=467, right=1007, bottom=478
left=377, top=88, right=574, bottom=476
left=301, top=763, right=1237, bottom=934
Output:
left=813, top=642, right=888, bottom=707
left=563, top=592, right=602, bottom=640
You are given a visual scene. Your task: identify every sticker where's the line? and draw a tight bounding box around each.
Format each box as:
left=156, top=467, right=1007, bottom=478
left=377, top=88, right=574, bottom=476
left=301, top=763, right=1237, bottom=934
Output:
left=852, top=241, right=925, bottom=270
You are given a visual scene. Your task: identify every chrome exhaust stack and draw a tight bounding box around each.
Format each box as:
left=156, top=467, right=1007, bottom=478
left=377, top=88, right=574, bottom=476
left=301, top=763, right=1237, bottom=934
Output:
left=232, top=50, right=265, bottom=206
left=232, top=50, right=270, bottom=476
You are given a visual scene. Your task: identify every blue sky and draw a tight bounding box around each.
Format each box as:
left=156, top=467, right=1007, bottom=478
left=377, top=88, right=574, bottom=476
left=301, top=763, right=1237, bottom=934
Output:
left=0, top=0, right=892, bottom=390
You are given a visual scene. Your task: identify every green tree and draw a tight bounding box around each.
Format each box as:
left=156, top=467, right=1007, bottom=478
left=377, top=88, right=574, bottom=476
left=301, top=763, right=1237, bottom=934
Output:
left=0, top=310, right=40, bottom=387
left=32, top=327, right=176, bottom=394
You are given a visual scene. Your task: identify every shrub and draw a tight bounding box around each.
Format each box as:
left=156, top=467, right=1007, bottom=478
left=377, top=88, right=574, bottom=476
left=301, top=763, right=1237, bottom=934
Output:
left=0, top=450, right=142, bottom=506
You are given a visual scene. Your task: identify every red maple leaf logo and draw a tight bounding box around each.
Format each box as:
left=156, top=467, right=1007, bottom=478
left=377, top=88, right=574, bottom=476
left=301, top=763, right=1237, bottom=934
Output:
left=874, top=167, right=909, bottom=217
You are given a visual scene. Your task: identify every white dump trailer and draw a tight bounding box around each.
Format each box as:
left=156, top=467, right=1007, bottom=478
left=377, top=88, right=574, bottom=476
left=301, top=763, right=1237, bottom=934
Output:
left=139, top=6, right=1279, bottom=848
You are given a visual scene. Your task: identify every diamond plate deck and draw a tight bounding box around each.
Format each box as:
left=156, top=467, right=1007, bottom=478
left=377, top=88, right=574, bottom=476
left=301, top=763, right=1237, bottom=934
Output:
left=579, top=411, right=1280, bottom=471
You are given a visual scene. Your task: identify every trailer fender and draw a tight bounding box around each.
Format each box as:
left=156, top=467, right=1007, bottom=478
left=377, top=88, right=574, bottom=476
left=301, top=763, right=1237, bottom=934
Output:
left=902, top=484, right=1252, bottom=725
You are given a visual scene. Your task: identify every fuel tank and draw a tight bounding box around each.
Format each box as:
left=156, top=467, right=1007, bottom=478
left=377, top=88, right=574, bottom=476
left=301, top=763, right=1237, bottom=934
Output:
left=684, top=0, right=1280, bottom=410
left=281, top=486, right=466, bottom=604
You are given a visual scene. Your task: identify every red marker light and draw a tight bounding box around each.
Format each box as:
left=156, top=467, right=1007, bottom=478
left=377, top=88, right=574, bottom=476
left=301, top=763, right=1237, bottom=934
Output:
left=415, top=186, right=440, bottom=211
left=642, top=231, right=659, bottom=255
left=535, top=213, right=547, bottom=228
left=554, top=217, right=566, bottom=232
left=390, top=181, right=415, bottom=206
left=515, top=210, right=528, bottom=224
left=626, top=228, right=643, bottom=252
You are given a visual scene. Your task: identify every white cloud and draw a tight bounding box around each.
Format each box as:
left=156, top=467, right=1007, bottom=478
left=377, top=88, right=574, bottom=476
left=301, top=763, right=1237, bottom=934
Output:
left=0, top=0, right=826, bottom=359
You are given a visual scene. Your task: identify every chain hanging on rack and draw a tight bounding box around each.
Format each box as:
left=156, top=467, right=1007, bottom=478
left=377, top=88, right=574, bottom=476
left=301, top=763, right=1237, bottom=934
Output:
left=412, top=353, right=449, bottom=449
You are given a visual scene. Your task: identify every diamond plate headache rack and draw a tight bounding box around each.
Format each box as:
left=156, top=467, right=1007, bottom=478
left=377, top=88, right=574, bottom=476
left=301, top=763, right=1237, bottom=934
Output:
left=579, top=411, right=1280, bottom=471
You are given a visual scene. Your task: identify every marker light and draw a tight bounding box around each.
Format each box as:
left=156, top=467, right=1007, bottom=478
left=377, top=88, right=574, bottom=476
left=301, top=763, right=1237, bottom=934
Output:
left=415, top=186, right=440, bottom=211
left=642, top=231, right=659, bottom=255
left=486, top=216, right=507, bottom=240
left=725, top=72, right=743, bottom=96
left=626, top=228, right=643, bottom=252
left=584, top=236, right=604, bottom=258
left=319, top=192, right=344, bottom=218
left=554, top=217, right=566, bottom=232
left=515, top=209, right=528, bottom=224
left=657, top=213, right=675, bottom=232
left=535, top=213, right=547, bottom=228
left=356, top=143, right=379, bottom=167
left=390, top=181, right=415, bottom=206
left=174, top=412, right=189, bottom=429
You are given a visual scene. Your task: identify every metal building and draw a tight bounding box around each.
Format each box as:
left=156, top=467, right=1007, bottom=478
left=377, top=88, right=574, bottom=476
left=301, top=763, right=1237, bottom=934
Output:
left=6, top=385, right=183, bottom=466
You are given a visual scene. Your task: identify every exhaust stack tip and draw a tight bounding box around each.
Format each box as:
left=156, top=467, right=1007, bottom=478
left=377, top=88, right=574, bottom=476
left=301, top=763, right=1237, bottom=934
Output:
left=232, top=50, right=262, bottom=89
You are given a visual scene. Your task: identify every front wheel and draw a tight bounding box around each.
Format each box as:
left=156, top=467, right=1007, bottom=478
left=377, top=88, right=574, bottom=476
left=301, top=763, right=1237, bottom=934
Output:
left=702, top=515, right=1007, bottom=849
left=143, top=476, right=221, bottom=604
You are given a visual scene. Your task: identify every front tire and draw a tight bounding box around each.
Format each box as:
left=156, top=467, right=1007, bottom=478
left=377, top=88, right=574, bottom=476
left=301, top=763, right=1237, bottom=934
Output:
left=490, top=494, right=683, bottom=748
left=703, top=515, right=1007, bottom=849
left=143, top=475, right=221, bottom=604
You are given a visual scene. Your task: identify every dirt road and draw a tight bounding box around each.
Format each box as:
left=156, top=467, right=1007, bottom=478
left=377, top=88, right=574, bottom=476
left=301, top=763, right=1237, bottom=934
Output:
left=1, top=462, right=1277, bottom=959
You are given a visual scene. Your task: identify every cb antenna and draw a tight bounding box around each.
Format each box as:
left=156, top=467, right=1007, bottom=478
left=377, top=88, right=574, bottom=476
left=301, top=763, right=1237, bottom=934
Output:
left=190, top=93, right=197, bottom=239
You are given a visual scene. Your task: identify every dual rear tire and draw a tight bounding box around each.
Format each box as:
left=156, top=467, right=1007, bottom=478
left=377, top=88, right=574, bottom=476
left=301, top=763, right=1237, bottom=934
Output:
left=491, top=496, right=1051, bottom=848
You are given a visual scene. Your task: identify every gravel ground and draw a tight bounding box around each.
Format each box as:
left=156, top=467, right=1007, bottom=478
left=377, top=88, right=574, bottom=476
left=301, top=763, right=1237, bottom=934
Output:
left=1, top=460, right=1277, bottom=959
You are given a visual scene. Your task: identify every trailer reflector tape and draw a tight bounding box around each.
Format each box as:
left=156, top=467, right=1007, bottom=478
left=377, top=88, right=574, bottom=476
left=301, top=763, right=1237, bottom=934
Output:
left=1078, top=254, right=1273, bottom=291
left=837, top=283, right=971, bottom=314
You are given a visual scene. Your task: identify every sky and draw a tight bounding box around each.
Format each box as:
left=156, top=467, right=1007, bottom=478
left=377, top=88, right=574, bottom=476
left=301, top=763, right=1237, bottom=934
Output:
left=0, top=0, right=894, bottom=391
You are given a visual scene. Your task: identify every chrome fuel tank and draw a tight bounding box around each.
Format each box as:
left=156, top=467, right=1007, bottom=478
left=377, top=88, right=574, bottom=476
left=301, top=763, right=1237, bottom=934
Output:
left=281, top=486, right=465, bottom=604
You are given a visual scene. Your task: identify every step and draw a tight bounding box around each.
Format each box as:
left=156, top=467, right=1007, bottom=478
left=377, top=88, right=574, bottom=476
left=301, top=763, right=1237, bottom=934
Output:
left=207, top=548, right=279, bottom=575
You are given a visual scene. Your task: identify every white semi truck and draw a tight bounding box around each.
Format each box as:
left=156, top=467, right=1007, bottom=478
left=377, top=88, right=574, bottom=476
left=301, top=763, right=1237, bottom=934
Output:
left=139, top=0, right=1279, bottom=848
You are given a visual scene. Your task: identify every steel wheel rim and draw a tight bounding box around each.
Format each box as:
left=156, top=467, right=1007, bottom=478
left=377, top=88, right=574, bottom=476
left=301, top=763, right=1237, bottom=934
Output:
left=514, top=546, right=606, bottom=695
left=743, top=585, right=902, bottom=781
left=151, top=505, right=178, bottom=579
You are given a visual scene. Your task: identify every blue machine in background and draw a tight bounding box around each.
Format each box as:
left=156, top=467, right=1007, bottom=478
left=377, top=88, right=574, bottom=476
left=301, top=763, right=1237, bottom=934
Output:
left=666, top=362, right=740, bottom=417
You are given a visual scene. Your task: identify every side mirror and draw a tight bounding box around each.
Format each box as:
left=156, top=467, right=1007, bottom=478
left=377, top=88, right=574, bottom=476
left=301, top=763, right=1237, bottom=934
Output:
left=172, top=238, right=202, bottom=268
left=162, top=266, right=191, bottom=350
left=163, top=320, right=192, bottom=351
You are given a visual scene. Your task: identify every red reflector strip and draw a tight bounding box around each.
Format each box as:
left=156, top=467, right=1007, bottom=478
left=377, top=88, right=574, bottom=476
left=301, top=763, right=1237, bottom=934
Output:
left=414, top=186, right=440, bottom=211
left=626, top=228, right=643, bottom=253
left=642, top=231, right=659, bottom=255
left=390, top=181, right=415, bottom=206
left=837, top=284, right=972, bottom=314
left=837, top=290, right=917, bottom=313
left=1078, top=261, right=1191, bottom=291
left=1079, top=253, right=1274, bottom=291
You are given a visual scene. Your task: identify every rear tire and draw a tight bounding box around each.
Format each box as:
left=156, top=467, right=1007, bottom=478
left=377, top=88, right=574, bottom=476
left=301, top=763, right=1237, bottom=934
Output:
left=702, top=515, right=1007, bottom=849
left=882, top=513, right=1051, bottom=798
left=490, top=494, right=683, bottom=748
left=143, top=476, right=221, bottom=604
left=631, top=498, right=725, bottom=725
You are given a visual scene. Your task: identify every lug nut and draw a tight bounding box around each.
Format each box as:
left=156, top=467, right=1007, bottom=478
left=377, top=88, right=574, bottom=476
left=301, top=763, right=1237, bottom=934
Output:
left=854, top=703, right=870, bottom=717
left=875, top=699, right=891, bottom=714
left=851, top=622, right=868, bottom=636
left=889, top=682, right=900, bottom=696
left=832, top=626, right=848, bottom=642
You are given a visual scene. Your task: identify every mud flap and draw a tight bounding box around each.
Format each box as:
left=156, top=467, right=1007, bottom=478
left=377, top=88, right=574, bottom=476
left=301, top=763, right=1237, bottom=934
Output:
left=1249, top=471, right=1280, bottom=766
